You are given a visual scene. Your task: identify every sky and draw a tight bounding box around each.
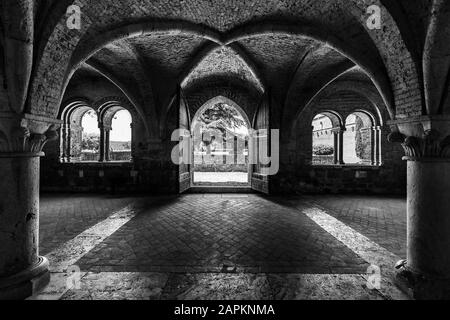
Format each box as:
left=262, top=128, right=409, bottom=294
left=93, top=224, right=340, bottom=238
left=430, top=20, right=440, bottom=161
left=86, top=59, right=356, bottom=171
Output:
left=110, top=110, right=132, bottom=141
left=312, top=113, right=357, bottom=131
left=82, top=110, right=132, bottom=142
left=81, top=104, right=250, bottom=142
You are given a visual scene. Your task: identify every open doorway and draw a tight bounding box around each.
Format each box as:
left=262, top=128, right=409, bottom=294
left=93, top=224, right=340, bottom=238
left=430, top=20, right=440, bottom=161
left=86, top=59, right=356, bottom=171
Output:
left=191, top=97, right=251, bottom=186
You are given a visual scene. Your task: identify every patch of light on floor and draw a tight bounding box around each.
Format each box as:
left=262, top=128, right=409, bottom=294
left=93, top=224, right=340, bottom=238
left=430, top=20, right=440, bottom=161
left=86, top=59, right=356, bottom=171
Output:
left=194, top=172, right=248, bottom=183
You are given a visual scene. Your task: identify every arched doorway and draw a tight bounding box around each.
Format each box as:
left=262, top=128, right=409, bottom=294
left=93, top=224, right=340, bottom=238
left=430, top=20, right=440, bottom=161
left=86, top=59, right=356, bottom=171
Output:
left=191, top=96, right=251, bottom=186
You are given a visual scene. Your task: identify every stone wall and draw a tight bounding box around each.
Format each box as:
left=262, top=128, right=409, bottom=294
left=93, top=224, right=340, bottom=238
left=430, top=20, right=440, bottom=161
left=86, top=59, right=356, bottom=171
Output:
left=275, top=86, right=407, bottom=195
left=41, top=143, right=178, bottom=194
left=39, top=70, right=407, bottom=195
left=273, top=162, right=406, bottom=195
left=40, top=86, right=407, bottom=195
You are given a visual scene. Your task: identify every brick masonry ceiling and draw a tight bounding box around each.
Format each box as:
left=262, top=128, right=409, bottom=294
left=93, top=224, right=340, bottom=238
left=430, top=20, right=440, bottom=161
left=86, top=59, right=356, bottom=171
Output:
left=27, top=0, right=423, bottom=121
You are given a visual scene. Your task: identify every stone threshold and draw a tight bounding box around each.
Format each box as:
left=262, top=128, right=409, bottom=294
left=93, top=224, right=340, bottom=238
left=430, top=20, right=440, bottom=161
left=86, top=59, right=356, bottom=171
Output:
left=188, top=186, right=255, bottom=193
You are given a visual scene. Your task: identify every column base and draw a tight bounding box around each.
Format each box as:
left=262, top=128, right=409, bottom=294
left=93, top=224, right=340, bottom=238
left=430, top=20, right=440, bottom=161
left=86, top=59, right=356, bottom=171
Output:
left=0, top=257, right=50, bottom=300
left=394, top=263, right=450, bottom=300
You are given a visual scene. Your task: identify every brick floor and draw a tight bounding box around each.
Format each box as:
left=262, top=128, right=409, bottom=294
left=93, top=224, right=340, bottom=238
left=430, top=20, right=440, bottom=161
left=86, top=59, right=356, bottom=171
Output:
left=76, top=194, right=369, bottom=274
left=36, top=193, right=408, bottom=300
left=39, top=194, right=139, bottom=255
left=302, top=195, right=407, bottom=257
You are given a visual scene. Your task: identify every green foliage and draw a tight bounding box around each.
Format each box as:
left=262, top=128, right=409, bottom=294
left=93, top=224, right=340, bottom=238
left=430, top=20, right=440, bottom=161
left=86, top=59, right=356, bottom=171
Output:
left=199, top=103, right=246, bottom=133
left=195, top=103, right=248, bottom=152
left=82, top=132, right=100, bottom=151
left=122, top=141, right=131, bottom=150
left=313, top=144, right=334, bottom=156
left=355, top=116, right=363, bottom=158
left=354, top=116, right=372, bottom=160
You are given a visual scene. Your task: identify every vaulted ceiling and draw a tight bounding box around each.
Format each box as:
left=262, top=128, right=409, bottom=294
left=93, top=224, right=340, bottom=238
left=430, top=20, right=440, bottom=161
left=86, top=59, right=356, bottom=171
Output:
left=71, top=29, right=358, bottom=122
left=30, top=0, right=408, bottom=119
left=16, top=0, right=438, bottom=128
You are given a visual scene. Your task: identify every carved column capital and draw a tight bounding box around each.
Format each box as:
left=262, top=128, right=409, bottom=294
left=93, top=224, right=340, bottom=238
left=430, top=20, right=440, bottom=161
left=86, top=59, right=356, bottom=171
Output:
left=98, top=122, right=112, bottom=131
left=331, top=126, right=346, bottom=134
left=388, top=116, right=450, bottom=161
left=0, top=113, right=60, bottom=156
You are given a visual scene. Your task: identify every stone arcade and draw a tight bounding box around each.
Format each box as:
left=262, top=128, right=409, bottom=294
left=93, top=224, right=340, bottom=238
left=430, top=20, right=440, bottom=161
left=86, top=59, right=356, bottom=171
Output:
left=1, top=0, right=450, bottom=300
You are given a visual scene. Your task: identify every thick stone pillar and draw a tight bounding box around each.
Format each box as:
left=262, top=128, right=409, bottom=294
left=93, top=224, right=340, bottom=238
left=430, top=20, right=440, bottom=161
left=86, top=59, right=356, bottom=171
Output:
left=389, top=116, right=450, bottom=299
left=0, top=115, right=58, bottom=299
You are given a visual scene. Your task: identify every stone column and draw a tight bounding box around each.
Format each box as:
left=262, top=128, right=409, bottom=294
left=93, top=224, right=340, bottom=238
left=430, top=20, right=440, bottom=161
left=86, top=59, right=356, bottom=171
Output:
left=389, top=116, right=450, bottom=299
left=69, top=124, right=82, bottom=162
left=0, top=115, right=58, bottom=299
left=105, top=127, right=111, bottom=162
left=332, top=127, right=345, bottom=165
left=59, top=124, right=66, bottom=162
left=66, top=125, right=71, bottom=162
left=130, top=122, right=134, bottom=162
left=59, top=124, right=71, bottom=163
left=222, top=134, right=227, bottom=165
left=98, top=124, right=111, bottom=162
left=371, top=126, right=381, bottom=165
left=99, top=123, right=106, bottom=162
left=234, top=136, right=238, bottom=164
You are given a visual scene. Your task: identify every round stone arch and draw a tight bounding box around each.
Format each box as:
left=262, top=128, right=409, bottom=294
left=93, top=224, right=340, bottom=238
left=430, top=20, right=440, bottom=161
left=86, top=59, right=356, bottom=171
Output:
left=309, top=110, right=344, bottom=131
left=29, top=1, right=420, bottom=121
left=58, top=96, right=143, bottom=162
left=344, top=109, right=377, bottom=129
left=291, top=86, right=387, bottom=166
left=292, top=86, right=385, bottom=142
left=342, top=109, right=379, bottom=165
left=65, top=20, right=394, bottom=118
left=99, top=105, right=130, bottom=130
left=312, top=81, right=388, bottom=126
left=60, top=98, right=92, bottom=127
left=320, top=94, right=381, bottom=128
left=308, top=110, right=344, bottom=166
left=59, top=99, right=98, bottom=162
left=30, top=20, right=217, bottom=120
left=306, top=90, right=382, bottom=136
left=67, top=105, right=94, bottom=128
left=94, top=97, right=139, bottom=127
left=287, top=78, right=389, bottom=144
left=94, top=96, right=146, bottom=162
